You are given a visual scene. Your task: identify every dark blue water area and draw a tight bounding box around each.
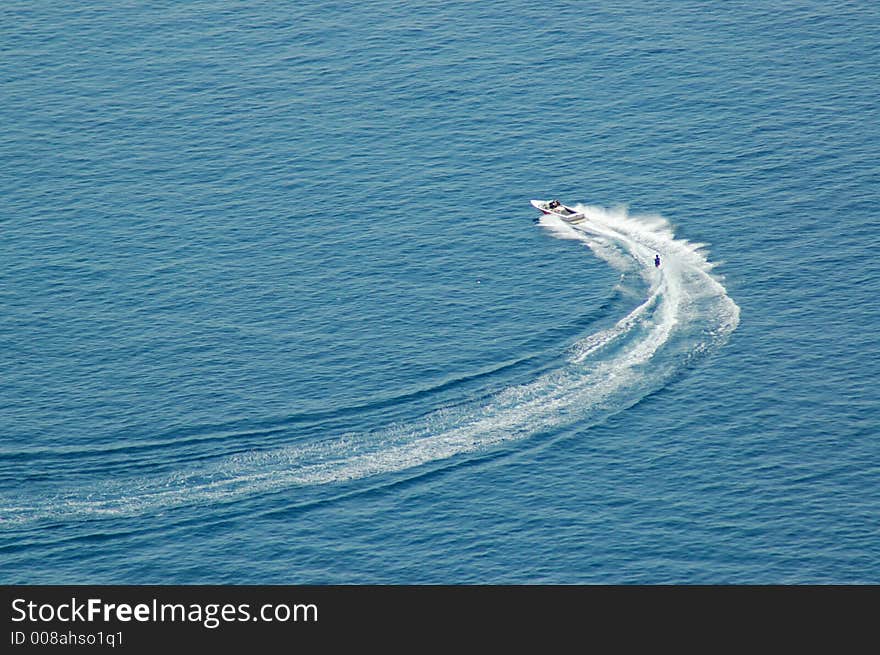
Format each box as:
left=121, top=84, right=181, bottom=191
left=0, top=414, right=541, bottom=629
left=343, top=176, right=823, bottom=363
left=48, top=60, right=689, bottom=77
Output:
left=1, top=1, right=878, bottom=583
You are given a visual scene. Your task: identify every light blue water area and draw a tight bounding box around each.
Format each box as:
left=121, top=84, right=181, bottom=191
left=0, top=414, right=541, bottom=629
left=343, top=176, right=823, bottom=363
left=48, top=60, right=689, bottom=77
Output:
left=1, top=1, right=878, bottom=583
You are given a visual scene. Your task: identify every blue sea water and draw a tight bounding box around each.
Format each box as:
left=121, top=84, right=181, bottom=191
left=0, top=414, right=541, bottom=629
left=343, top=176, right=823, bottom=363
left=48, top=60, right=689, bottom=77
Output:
left=1, top=1, right=878, bottom=583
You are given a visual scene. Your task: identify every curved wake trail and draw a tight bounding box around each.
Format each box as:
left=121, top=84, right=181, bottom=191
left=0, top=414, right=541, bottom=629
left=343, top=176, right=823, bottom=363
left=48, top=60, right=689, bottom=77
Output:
left=2, top=205, right=740, bottom=524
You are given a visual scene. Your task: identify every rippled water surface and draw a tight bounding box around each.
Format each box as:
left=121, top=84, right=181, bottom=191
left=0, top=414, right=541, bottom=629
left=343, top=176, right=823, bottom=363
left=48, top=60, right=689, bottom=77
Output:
left=1, top=1, right=878, bottom=583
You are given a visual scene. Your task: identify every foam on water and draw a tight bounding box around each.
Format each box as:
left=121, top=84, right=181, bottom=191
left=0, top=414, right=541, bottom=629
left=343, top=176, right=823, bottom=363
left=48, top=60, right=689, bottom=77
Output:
left=1, top=204, right=740, bottom=524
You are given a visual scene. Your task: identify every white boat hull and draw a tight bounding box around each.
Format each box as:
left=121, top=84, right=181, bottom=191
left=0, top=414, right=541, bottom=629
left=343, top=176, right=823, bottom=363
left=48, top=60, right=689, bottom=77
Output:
left=530, top=199, right=585, bottom=223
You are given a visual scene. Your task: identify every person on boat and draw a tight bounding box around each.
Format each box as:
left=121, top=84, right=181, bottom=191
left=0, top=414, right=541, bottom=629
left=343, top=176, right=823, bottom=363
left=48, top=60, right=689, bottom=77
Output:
left=654, top=254, right=661, bottom=268
left=549, top=199, right=560, bottom=209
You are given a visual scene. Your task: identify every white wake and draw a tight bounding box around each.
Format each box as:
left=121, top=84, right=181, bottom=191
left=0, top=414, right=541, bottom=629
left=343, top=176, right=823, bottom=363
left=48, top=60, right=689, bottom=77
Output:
left=3, top=204, right=740, bottom=522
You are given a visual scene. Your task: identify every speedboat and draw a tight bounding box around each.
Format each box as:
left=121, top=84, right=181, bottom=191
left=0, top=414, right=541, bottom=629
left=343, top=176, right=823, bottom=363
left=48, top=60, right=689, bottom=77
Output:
left=530, top=199, right=585, bottom=223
